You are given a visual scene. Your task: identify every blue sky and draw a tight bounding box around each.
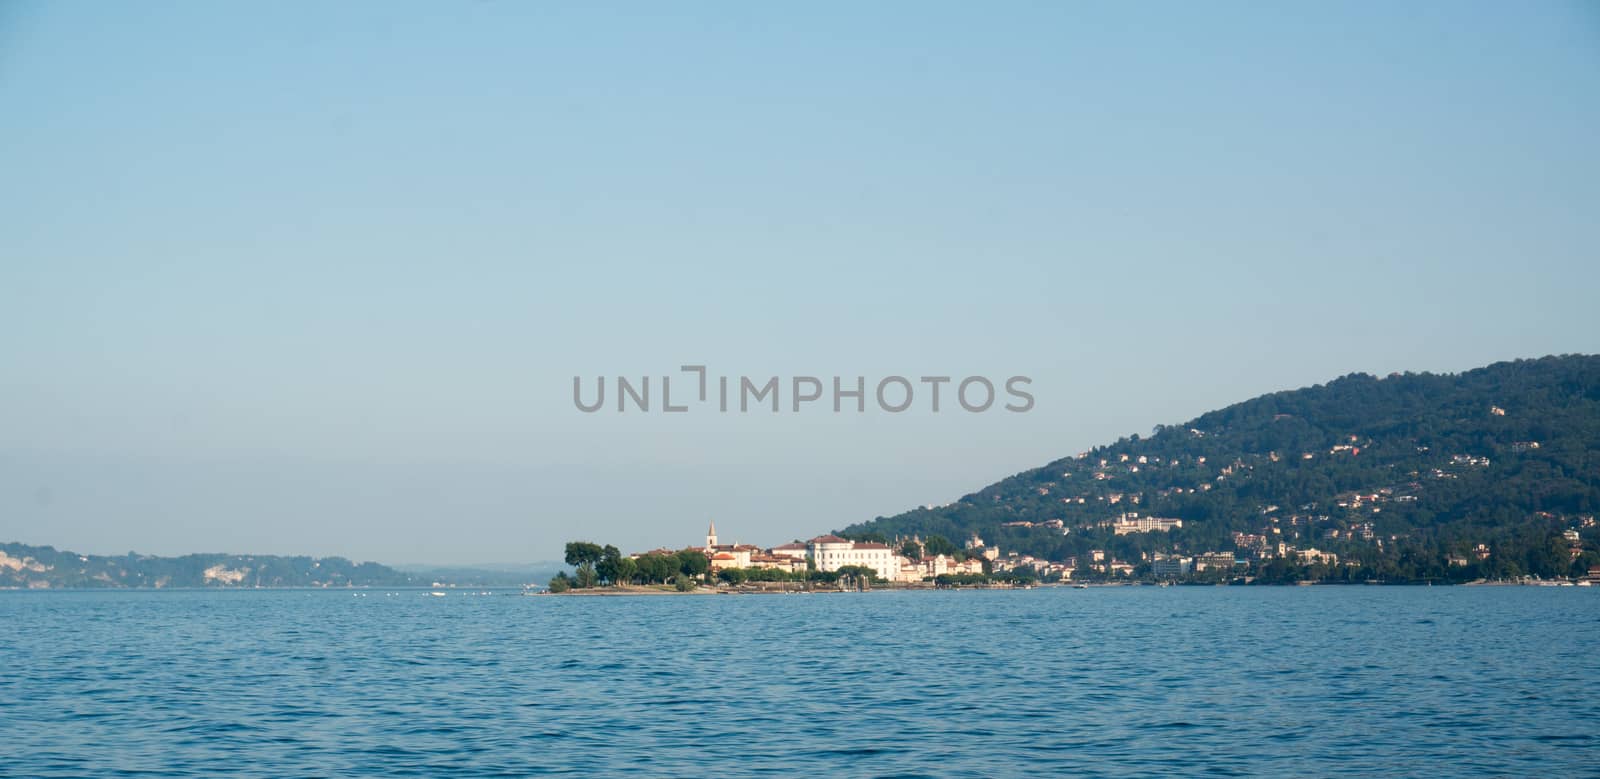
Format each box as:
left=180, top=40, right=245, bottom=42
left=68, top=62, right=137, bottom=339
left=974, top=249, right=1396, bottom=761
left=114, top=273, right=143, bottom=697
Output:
left=2, top=1, right=1597, bottom=563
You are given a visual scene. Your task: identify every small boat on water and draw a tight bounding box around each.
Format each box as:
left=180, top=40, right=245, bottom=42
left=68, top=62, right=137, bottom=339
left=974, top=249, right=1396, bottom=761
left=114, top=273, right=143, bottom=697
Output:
left=1073, top=584, right=1088, bottom=589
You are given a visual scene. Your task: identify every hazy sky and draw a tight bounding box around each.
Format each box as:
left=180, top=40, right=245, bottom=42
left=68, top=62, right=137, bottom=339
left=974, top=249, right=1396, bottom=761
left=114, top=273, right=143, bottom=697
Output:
left=2, top=1, right=1597, bottom=564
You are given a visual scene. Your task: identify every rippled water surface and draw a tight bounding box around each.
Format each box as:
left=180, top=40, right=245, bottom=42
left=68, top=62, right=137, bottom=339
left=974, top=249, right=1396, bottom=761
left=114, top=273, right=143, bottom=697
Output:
left=3, top=587, right=1597, bottom=777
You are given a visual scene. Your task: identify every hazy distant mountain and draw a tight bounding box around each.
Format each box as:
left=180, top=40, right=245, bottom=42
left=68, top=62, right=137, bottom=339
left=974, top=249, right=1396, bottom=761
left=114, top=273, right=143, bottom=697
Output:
left=0, top=543, right=422, bottom=589
left=841, top=355, right=1600, bottom=581
left=394, top=563, right=562, bottom=587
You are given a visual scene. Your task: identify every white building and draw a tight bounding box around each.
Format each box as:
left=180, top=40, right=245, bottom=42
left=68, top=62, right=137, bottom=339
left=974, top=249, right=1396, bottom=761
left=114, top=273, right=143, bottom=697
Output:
left=1294, top=547, right=1338, bottom=565
left=1111, top=513, right=1183, bottom=535
left=807, top=535, right=900, bottom=581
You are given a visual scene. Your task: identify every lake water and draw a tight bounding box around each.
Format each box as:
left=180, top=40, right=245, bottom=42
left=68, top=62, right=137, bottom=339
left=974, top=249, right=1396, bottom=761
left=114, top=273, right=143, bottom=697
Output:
left=3, top=587, right=1597, bottom=777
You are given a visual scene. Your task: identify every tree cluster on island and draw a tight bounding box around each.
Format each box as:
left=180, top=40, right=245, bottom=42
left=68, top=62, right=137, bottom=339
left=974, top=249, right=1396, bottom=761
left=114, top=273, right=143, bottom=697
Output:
left=546, top=538, right=1044, bottom=593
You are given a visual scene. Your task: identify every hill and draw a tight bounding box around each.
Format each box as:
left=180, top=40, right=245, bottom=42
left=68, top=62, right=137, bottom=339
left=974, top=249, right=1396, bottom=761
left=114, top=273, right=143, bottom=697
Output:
left=0, top=543, right=422, bottom=589
left=839, top=355, right=1600, bottom=582
left=394, top=563, right=563, bottom=588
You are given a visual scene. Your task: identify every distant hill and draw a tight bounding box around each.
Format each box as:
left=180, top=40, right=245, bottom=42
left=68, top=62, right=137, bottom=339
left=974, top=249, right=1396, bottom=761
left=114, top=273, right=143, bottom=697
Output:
left=0, top=543, right=422, bottom=589
left=394, top=563, right=562, bottom=588
left=840, top=355, right=1600, bottom=581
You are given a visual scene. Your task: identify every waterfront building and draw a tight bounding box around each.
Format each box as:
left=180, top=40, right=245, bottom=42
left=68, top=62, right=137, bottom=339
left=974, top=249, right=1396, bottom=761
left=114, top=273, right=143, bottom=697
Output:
left=1194, top=552, right=1238, bottom=572
left=807, top=535, right=899, bottom=581
left=1151, top=555, right=1193, bottom=578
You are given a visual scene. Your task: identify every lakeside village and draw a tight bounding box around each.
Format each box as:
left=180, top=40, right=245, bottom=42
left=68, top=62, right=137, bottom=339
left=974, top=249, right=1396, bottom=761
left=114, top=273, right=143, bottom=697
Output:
left=544, top=518, right=1600, bottom=593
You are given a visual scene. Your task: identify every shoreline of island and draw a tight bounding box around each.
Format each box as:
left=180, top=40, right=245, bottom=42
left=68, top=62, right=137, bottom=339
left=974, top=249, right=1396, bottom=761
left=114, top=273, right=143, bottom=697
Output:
left=543, top=527, right=1600, bottom=596
left=533, top=578, right=1595, bottom=595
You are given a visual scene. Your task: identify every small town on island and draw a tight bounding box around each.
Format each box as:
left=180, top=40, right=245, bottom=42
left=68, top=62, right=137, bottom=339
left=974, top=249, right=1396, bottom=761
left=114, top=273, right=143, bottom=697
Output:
left=550, top=522, right=1001, bottom=594
left=545, top=512, right=1600, bottom=594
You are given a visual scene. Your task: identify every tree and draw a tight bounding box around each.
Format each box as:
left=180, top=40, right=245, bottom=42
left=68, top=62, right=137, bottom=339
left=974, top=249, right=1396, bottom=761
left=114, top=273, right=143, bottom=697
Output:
left=547, top=572, right=572, bottom=593
left=635, top=553, right=675, bottom=584
left=676, top=550, right=709, bottom=581
left=833, top=564, right=880, bottom=590
left=1002, top=564, right=1039, bottom=584
left=595, top=545, right=625, bottom=584
left=923, top=535, right=958, bottom=558
left=564, top=541, right=604, bottom=568
left=673, top=574, right=697, bottom=592
left=935, top=572, right=990, bottom=588
left=574, top=564, right=598, bottom=589
left=613, top=556, right=637, bottom=585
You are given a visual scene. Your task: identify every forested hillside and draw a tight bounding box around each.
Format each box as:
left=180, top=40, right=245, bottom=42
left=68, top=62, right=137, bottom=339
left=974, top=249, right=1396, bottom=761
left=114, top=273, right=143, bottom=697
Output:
left=841, top=355, right=1600, bottom=581
left=0, top=543, right=420, bottom=589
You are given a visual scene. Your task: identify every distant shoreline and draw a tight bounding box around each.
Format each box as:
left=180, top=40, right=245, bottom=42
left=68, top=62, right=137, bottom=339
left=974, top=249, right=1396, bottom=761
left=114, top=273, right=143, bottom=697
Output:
left=2, top=579, right=1591, bottom=593
left=536, top=579, right=1596, bottom=595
